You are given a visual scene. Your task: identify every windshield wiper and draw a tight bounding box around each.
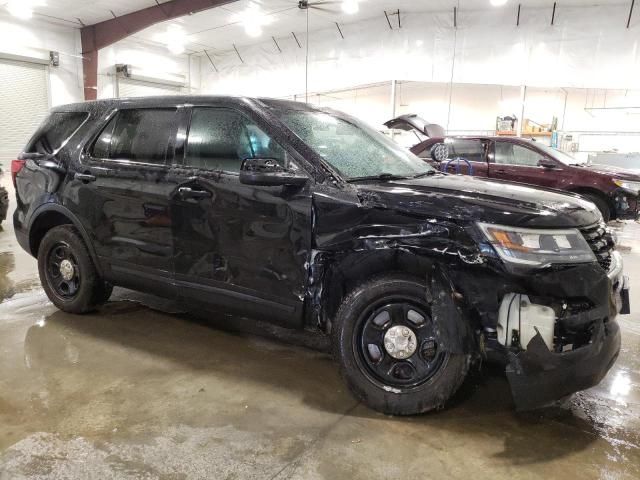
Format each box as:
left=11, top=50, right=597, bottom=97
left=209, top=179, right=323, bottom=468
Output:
left=413, top=170, right=438, bottom=178
left=346, top=173, right=410, bottom=183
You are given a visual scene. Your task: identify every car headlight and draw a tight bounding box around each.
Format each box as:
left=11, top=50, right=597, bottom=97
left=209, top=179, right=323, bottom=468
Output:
left=477, top=222, right=596, bottom=266
left=613, top=179, right=640, bottom=195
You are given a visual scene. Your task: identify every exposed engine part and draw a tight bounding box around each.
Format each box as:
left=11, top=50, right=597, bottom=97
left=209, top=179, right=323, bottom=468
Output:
left=497, top=293, right=556, bottom=350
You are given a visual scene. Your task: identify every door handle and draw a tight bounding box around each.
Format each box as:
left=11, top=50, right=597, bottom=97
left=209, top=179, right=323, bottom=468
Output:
left=495, top=169, right=506, bottom=174
left=74, top=172, right=96, bottom=183
left=178, top=187, right=212, bottom=199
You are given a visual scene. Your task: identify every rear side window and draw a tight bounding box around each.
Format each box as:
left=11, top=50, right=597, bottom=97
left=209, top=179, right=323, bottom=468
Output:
left=25, top=112, right=88, bottom=154
left=90, top=108, right=177, bottom=165
left=447, top=139, right=486, bottom=162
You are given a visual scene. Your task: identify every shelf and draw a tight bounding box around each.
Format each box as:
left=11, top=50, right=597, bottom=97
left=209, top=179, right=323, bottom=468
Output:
left=496, top=130, right=553, bottom=137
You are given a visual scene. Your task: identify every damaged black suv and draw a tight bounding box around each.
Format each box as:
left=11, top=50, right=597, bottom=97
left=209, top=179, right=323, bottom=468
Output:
left=14, top=97, right=630, bottom=414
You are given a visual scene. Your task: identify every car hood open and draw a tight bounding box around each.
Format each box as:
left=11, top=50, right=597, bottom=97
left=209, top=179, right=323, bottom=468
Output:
left=355, top=174, right=601, bottom=229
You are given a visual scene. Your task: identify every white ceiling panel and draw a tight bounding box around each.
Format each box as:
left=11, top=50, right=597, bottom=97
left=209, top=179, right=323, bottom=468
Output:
left=4, top=0, right=632, bottom=51
left=35, top=0, right=159, bottom=26
left=133, top=0, right=631, bottom=54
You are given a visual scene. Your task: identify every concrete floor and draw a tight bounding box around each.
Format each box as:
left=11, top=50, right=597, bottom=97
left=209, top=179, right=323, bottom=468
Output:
left=0, top=175, right=638, bottom=479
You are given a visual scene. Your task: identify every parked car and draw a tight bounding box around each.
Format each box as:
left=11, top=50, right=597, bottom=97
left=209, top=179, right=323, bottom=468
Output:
left=14, top=97, right=629, bottom=414
left=385, top=114, right=640, bottom=221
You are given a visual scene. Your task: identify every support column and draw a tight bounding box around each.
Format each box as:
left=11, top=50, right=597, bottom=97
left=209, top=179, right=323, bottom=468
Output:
left=80, top=0, right=237, bottom=100
left=517, top=85, right=527, bottom=137
left=82, top=50, right=98, bottom=101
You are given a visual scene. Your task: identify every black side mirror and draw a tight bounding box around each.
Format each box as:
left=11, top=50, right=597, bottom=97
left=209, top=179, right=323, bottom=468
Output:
left=538, top=159, right=557, bottom=169
left=430, top=143, right=449, bottom=162
left=240, top=158, right=308, bottom=187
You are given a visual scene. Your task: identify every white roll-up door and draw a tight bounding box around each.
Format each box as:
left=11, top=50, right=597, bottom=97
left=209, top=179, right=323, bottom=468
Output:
left=117, top=78, right=181, bottom=98
left=0, top=59, right=49, bottom=168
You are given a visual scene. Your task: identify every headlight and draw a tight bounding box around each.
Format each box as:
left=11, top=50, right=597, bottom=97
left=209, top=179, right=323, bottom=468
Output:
left=613, top=179, right=640, bottom=195
left=478, top=223, right=596, bottom=266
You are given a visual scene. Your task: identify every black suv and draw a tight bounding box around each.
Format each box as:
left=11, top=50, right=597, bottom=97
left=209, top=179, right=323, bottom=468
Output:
left=14, top=96, right=630, bottom=414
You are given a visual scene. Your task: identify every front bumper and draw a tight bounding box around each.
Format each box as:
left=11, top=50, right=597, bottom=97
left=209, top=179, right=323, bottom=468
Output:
left=452, top=248, right=629, bottom=410
left=504, top=251, right=628, bottom=410
left=506, top=318, right=620, bottom=410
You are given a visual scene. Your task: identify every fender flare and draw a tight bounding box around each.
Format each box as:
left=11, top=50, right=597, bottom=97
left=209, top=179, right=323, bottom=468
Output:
left=27, top=203, right=103, bottom=276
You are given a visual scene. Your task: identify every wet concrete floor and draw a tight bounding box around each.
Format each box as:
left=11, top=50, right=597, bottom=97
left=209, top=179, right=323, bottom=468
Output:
left=0, top=176, right=638, bottom=479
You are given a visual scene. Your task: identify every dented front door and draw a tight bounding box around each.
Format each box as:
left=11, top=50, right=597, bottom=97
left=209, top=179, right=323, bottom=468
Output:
left=169, top=106, right=312, bottom=327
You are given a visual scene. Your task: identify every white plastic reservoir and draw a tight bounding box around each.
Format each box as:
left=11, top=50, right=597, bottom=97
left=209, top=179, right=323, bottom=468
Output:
left=497, top=293, right=556, bottom=350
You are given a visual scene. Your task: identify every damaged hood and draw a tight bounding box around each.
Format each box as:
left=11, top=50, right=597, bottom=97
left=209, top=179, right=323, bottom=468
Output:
left=355, top=174, right=601, bottom=228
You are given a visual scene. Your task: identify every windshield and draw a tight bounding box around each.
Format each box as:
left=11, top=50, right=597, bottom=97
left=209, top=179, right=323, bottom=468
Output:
left=535, top=143, right=586, bottom=165
left=278, top=110, right=434, bottom=179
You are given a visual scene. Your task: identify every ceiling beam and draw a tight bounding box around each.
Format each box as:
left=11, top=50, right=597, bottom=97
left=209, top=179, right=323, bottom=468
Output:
left=81, top=0, right=237, bottom=100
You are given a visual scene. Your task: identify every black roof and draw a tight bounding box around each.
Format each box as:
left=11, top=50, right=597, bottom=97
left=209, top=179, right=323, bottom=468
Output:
left=51, top=95, right=318, bottom=113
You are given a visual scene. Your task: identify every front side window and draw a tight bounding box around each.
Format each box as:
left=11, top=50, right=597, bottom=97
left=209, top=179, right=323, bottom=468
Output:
left=278, top=110, right=433, bottom=179
left=26, top=112, right=88, bottom=154
left=185, top=108, right=287, bottom=172
left=447, top=139, right=486, bottom=162
left=90, top=108, right=176, bottom=164
left=494, top=142, right=542, bottom=167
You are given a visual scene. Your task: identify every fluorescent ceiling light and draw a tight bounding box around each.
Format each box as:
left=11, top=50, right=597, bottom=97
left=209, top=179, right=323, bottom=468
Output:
left=342, top=0, right=360, bottom=15
left=490, top=0, right=508, bottom=6
left=231, top=3, right=273, bottom=38
left=6, top=0, right=46, bottom=20
left=155, top=24, right=188, bottom=55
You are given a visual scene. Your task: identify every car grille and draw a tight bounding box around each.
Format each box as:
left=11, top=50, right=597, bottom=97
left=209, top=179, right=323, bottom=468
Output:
left=580, top=223, right=615, bottom=272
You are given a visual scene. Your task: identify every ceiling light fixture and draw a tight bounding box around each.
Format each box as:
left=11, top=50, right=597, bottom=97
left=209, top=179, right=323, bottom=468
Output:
left=490, top=0, right=508, bottom=6
left=231, top=3, right=273, bottom=38
left=161, top=24, right=188, bottom=55
left=342, top=0, right=360, bottom=15
left=6, top=0, right=45, bottom=20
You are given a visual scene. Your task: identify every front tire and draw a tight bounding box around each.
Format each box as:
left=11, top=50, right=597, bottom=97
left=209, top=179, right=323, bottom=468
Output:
left=37, top=225, right=109, bottom=314
left=584, top=193, right=611, bottom=222
left=332, top=275, right=471, bottom=415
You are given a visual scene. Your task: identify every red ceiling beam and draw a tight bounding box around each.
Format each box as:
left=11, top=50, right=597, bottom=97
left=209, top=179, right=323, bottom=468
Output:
left=81, top=0, right=236, bottom=100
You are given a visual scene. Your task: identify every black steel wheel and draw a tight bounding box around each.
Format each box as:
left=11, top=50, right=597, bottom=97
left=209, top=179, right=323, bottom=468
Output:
left=333, top=274, right=471, bottom=415
left=37, top=225, right=108, bottom=314
left=45, top=242, right=81, bottom=299
left=356, top=301, right=446, bottom=390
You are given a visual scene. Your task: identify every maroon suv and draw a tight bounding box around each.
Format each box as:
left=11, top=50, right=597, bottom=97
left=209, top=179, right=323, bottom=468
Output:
left=385, top=114, right=640, bottom=221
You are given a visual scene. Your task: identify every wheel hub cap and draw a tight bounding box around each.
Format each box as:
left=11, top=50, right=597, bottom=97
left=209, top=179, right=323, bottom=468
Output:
left=383, top=325, right=417, bottom=359
left=59, top=259, right=75, bottom=281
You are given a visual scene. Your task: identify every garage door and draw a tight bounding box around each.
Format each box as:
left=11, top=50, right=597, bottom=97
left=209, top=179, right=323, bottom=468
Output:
left=0, top=59, right=49, bottom=169
left=118, top=78, right=181, bottom=98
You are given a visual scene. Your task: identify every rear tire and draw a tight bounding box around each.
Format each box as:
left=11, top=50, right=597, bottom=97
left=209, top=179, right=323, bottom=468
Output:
left=332, top=274, right=471, bottom=415
left=37, top=225, right=108, bottom=314
left=584, top=193, right=611, bottom=222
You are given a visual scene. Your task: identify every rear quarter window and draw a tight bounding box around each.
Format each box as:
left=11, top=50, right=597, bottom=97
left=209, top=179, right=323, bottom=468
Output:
left=90, top=108, right=177, bottom=165
left=25, top=112, right=89, bottom=154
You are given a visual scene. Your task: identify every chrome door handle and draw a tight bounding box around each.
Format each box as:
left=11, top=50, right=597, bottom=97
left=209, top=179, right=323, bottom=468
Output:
left=74, top=172, right=96, bottom=182
left=178, top=187, right=212, bottom=199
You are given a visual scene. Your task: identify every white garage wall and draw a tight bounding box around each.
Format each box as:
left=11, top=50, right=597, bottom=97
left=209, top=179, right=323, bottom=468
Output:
left=0, top=13, right=197, bottom=106
left=0, top=13, right=83, bottom=107
left=201, top=4, right=640, bottom=96
left=199, top=3, right=640, bottom=139
left=97, top=39, right=195, bottom=99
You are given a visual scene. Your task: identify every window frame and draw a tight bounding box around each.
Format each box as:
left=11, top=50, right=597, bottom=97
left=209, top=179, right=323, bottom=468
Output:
left=26, top=111, right=90, bottom=156
left=85, top=107, right=179, bottom=169
left=489, top=140, right=548, bottom=168
left=178, top=106, right=297, bottom=176
left=447, top=138, right=489, bottom=164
